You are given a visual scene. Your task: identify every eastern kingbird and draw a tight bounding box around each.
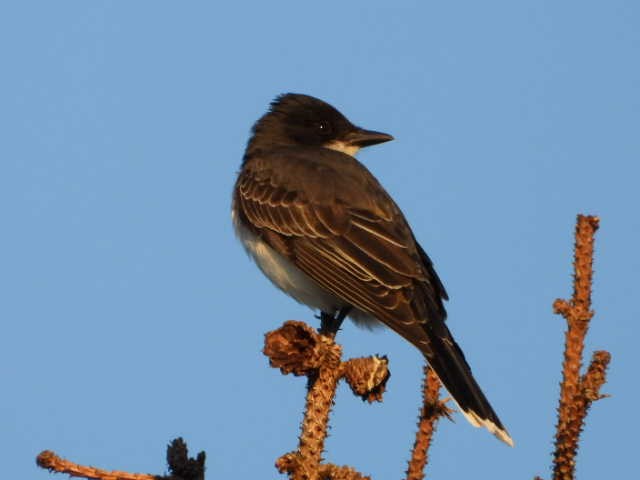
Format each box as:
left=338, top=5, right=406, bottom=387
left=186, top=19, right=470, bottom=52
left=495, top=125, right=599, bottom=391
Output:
left=232, top=93, right=513, bottom=446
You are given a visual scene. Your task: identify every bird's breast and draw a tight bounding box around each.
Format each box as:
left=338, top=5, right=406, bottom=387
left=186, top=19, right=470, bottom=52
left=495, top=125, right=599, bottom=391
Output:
left=231, top=207, right=345, bottom=314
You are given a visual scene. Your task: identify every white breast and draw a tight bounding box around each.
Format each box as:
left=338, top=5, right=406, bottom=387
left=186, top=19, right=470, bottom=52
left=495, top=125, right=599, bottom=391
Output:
left=232, top=206, right=381, bottom=329
left=232, top=209, right=345, bottom=314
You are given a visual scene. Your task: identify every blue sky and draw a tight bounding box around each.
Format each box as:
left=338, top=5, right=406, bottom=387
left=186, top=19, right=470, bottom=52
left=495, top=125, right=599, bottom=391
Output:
left=2, top=1, right=638, bottom=479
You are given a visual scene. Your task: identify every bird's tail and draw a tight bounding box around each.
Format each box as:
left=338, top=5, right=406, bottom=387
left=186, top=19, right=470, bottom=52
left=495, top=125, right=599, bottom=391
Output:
left=422, top=324, right=514, bottom=446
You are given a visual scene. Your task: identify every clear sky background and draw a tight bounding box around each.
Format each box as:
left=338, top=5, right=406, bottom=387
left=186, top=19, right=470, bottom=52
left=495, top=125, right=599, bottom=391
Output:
left=2, top=2, right=638, bottom=479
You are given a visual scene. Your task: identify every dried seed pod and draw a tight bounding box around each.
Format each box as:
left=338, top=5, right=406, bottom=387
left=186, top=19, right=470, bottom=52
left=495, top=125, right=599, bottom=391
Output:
left=342, top=355, right=390, bottom=402
left=264, top=321, right=325, bottom=375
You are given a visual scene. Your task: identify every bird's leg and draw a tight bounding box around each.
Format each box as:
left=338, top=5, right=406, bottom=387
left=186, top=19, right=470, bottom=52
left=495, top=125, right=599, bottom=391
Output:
left=335, top=306, right=351, bottom=324
left=319, top=307, right=351, bottom=338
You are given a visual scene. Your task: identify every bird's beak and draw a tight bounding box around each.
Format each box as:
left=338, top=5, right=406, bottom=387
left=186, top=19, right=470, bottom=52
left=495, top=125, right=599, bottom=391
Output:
left=344, top=127, right=394, bottom=148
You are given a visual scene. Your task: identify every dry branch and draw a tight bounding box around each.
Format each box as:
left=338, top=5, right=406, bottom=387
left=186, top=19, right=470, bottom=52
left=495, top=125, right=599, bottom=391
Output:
left=405, top=366, right=451, bottom=480
left=37, top=451, right=155, bottom=480
left=36, top=438, right=205, bottom=480
left=548, top=215, right=611, bottom=480
left=265, top=321, right=389, bottom=480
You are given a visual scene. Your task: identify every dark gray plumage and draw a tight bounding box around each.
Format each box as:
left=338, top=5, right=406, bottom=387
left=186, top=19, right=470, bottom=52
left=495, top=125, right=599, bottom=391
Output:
left=232, top=93, right=513, bottom=446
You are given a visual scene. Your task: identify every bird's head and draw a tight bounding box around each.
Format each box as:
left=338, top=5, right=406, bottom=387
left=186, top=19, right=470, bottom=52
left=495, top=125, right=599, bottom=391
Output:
left=246, top=93, right=393, bottom=157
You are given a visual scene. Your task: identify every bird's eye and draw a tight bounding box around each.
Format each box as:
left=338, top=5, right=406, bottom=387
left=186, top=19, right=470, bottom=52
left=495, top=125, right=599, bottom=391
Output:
left=317, top=121, right=332, bottom=135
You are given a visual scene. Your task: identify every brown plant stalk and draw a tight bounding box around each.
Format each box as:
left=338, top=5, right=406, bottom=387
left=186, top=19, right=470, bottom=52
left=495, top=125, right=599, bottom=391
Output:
left=550, top=214, right=611, bottom=480
left=265, top=321, right=345, bottom=479
left=37, top=450, right=155, bottom=480
left=405, top=366, right=449, bottom=480
left=37, top=438, right=205, bottom=480
left=266, top=321, right=388, bottom=480
left=296, top=340, right=343, bottom=477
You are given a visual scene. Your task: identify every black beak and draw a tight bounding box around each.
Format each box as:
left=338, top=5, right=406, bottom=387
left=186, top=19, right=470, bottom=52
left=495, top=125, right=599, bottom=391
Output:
left=344, top=127, right=394, bottom=148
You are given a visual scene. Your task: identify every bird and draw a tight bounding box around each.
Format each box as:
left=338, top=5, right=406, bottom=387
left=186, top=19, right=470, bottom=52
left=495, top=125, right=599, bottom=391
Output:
left=232, top=93, right=513, bottom=446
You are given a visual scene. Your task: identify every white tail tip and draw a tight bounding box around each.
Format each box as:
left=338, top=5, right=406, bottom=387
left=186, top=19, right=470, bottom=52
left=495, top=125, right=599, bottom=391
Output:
left=460, top=409, right=515, bottom=447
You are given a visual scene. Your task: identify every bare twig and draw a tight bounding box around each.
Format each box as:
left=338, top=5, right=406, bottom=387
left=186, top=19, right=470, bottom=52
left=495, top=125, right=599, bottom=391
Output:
left=266, top=321, right=389, bottom=480
left=318, top=463, right=372, bottom=480
left=297, top=339, right=343, bottom=475
left=550, top=215, right=611, bottom=480
left=36, top=438, right=205, bottom=480
left=405, top=366, right=450, bottom=480
left=37, top=451, right=155, bottom=480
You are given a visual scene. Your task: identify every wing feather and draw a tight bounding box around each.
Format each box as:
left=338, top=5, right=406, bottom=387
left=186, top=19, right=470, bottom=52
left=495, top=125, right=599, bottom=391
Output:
left=343, top=224, right=424, bottom=278
left=295, top=241, right=408, bottom=315
left=311, top=236, right=412, bottom=288
left=274, top=205, right=304, bottom=236
left=314, top=204, right=350, bottom=235
left=349, top=217, right=408, bottom=248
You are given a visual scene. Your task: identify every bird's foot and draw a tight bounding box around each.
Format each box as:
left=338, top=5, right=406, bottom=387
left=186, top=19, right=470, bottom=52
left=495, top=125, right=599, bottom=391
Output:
left=318, top=307, right=351, bottom=338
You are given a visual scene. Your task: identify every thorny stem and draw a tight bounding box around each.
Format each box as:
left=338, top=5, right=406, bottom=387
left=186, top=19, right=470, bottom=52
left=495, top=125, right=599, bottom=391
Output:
left=318, top=463, right=372, bottom=480
left=36, top=438, right=205, bottom=480
left=405, top=366, right=446, bottom=480
left=551, top=215, right=611, bottom=480
left=37, top=451, right=155, bottom=480
left=284, top=327, right=345, bottom=480
left=268, top=321, right=386, bottom=480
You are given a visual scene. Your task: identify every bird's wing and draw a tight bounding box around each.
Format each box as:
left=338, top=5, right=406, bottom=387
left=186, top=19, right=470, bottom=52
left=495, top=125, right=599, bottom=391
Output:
left=235, top=150, right=447, bottom=346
